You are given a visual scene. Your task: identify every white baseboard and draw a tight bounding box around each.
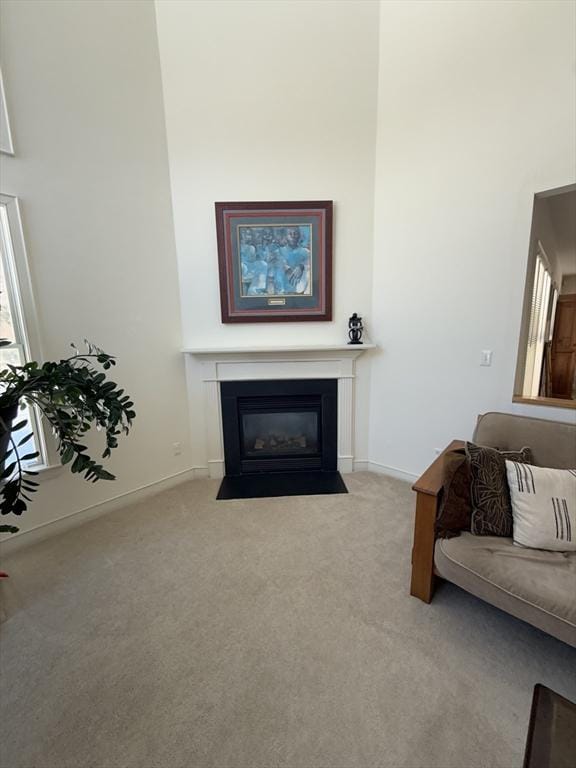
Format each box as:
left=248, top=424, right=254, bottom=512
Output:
left=338, top=455, right=354, bottom=473
left=0, top=466, right=209, bottom=555
left=360, top=460, right=418, bottom=483
left=207, top=459, right=225, bottom=479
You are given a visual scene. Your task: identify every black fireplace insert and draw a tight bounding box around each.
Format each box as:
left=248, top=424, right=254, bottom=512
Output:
left=217, top=379, right=347, bottom=499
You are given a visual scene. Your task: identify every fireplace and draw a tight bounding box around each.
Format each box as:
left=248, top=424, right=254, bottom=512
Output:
left=217, top=379, right=347, bottom=499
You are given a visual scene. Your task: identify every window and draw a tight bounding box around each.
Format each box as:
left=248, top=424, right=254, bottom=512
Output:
left=522, top=245, right=557, bottom=397
left=0, top=194, right=46, bottom=465
left=514, top=184, right=575, bottom=407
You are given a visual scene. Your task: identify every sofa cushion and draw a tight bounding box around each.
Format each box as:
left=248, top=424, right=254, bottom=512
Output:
left=435, top=533, right=576, bottom=647
left=506, top=462, right=576, bottom=552
left=472, top=412, right=576, bottom=469
left=466, top=442, right=532, bottom=537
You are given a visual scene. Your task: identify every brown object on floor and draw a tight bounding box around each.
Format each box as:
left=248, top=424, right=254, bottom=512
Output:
left=523, top=684, right=576, bottom=768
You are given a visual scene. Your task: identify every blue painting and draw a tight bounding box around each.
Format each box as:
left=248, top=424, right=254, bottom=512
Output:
left=239, top=225, right=312, bottom=297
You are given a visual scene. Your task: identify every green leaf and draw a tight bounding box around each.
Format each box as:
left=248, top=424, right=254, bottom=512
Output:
left=20, top=452, right=40, bottom=462
left=71, top=454, right=85, bottom=473
left=0, top=462, right=16, bottom=479
left=61, top=445, right=74, bottom=464
left=11, top=420, right=28, bottom=432
left=17, top=432, right=34, bottom=447
left=97, top=469, right=115, bottom=481
left=12, top=499, right=27, bottom=515
left=0, top=524, right=19, bottom=533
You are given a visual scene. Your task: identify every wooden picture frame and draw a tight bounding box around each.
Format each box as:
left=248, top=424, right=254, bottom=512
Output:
left=215, top=201, right=333, bottom=323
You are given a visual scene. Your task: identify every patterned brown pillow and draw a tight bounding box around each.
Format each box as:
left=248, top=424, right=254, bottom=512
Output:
left=466, top=442, right=533, bottom=537
left=436, top=447, right=472, bottom=538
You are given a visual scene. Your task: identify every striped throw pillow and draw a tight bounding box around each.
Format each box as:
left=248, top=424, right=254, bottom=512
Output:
left=506, top=462, right=576, bottom=552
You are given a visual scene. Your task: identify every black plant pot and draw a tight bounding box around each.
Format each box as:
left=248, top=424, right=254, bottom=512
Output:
left=0, top=403, right=18, bottom=471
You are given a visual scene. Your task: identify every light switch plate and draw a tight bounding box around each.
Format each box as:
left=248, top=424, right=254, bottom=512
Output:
left=480, top=350, right=493, bottom=367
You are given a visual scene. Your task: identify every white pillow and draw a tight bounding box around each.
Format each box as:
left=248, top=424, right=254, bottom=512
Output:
left=505, top=461, right=576, bottom=552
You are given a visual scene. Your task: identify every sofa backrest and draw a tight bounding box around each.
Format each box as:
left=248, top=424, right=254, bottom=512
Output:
left=473, top=412, right=576, bottom=469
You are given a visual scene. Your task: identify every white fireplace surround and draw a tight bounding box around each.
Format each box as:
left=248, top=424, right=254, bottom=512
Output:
left=184, top=344, right=375, bottom=478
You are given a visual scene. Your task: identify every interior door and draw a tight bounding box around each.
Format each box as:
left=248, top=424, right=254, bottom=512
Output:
left=550, top=294, right=576, bottom=398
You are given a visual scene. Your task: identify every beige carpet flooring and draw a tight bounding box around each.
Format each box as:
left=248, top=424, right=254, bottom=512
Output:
left=1, top=472, right=575, bottom=768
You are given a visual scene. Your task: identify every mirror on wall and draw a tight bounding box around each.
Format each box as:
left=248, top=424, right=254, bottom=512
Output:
left=514, top=184, right=576, bottom=407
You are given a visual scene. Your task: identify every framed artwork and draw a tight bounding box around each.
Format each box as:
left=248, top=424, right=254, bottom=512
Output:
left=215, top=201, right=333, bottom=323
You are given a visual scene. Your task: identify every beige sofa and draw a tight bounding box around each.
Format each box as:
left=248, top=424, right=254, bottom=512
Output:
left=410, top=412, right=576, bottom=647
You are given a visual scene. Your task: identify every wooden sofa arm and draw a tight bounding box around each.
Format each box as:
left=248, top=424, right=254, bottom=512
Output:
left=410, top=440, right=464, bottom=603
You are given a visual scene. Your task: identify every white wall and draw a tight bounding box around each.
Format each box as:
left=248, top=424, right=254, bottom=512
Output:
left=369, top=0, right=576, bottom=479
left=0, top=0, right=195, bottom=534
left=155, top=0, right=380, bottom=467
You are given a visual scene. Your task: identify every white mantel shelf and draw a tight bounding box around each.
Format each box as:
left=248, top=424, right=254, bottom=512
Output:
left=183, top=343, right=376, bottom=355
left=183, top=343, right=376, bottom=478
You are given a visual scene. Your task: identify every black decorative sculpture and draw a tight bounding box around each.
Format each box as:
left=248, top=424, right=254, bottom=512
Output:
left=347, top=313, right=363, bottom=345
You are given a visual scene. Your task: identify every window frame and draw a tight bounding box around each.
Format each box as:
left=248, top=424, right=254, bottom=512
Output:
left=0, top=69, right=14, bottom=156
left=513, top=184, right=576, bottom=410
left=0, top=193, right=48, bottom=466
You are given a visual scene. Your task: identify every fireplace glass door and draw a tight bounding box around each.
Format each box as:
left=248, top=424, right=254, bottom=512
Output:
left=241, top=410, right=320, bottom=458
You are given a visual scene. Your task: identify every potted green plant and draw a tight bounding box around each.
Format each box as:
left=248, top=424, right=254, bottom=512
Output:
left=0, top=341, right=135, bottom=533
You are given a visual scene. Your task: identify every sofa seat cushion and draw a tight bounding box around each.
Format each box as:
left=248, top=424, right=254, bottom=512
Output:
left=434, top=533, right=576, bottom=647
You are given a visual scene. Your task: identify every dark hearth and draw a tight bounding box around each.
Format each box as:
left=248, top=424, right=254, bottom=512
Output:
left=217, top=379, right=347, bottom=500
